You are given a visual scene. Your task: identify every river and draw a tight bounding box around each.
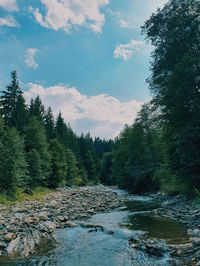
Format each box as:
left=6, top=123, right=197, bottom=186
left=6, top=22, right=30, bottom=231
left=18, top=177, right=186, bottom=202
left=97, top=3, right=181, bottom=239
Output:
left=1, top=189, right=189, bottom=265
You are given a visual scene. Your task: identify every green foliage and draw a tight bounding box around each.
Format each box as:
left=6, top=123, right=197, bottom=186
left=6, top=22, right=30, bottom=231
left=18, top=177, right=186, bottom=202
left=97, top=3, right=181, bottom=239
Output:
left=79, top=166, right=88, bottom=185
left=0, top=70, right=28, bottom=132
left=65, top=149, right=82, bottom=186
left=0, top=187, right=53, bottom=204
left=100, top=152, right=113, bottom=185
left=0, top=128, right=28, bottom=196
left=44, top=107, right=55, bottom=141
left=111, top=103, right=162, bottom=193
left=24, top=116, right=51, bottom=187
left=84, top=150, right=99, bottom=184
left=29, top=95, right=45, bottom=124
left=55, top=112, right=80, bottom=155
left=0, top=71, right=106, bottom=200
left=79, top=133, right=100, bottom=184
left=142, top=0, right=200, bottom=193
left=48, top=139, right=67, bottom=188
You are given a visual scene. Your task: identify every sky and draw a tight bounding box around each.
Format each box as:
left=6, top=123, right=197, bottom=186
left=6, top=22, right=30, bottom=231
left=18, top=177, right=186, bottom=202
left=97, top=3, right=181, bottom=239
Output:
left=0, top=0, right=168, bottom=139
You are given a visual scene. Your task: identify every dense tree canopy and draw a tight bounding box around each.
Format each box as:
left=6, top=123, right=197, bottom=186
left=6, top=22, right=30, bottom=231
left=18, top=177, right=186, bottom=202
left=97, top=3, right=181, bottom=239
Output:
left=142, top=0, right=200, bottom=193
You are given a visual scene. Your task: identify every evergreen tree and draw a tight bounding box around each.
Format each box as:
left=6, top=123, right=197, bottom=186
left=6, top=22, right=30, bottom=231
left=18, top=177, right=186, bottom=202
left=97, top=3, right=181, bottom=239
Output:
left=44, top=107, right=55, bottom=141
left=48, top=139, right=67, bottom=188
left=111, top=103, right=162, bottom=193
left=0, top=71, right=27, bottom=132
left=79, top=133, right=101, bottom=182
left=26, top=149, right=43, bottom=188
left=84, top=150, right=99, bottom=184
left=65, top=149, right=82, bottom=186
left=0, top=116, right=4, bottom=138
left=55, top=112, right=80, bottom=155
left=29, top=95, right=45, bottom=124
left=0, top=128, right=28, bottom=195
left=24, top=117, right=51, bottom=187
left=79, top=165, right=88, bottom=185
left=100, top=152, right=113, bottom=185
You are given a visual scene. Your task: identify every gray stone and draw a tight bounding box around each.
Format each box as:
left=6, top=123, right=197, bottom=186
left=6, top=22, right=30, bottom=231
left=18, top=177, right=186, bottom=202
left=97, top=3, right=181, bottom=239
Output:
left=39, top=221, right=56, bottom=232
left=6, top=236, right=21, bottom=254
left=66, top=221, right=78, bottom=227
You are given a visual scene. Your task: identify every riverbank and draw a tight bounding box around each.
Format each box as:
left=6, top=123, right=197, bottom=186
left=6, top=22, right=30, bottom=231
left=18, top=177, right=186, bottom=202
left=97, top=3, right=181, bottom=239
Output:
left=0, top=185, right=126, bottom=258
left=150, top=193, right=200, bottom=265
left=1, top=187, right=200, bottom=265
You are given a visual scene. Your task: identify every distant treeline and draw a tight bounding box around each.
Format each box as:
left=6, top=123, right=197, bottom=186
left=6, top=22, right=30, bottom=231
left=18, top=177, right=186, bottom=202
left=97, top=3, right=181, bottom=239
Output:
left=0, top=70, right=113, bottom=197
left=103, top=0, right=200, bottom=196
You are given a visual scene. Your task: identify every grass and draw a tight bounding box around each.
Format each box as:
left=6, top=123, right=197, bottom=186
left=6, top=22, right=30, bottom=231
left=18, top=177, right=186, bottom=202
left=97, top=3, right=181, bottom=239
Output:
left=0, top=187, right=54, bottom=205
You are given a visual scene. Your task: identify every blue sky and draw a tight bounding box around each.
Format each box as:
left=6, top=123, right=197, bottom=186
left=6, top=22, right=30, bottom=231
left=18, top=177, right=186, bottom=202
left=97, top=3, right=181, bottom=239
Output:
left=0, top=0, right=167, bottom=139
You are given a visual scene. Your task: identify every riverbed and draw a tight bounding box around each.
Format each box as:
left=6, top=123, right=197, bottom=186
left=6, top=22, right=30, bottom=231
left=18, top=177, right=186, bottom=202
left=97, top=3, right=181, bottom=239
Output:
left=1, top=188, right=193, bottom=266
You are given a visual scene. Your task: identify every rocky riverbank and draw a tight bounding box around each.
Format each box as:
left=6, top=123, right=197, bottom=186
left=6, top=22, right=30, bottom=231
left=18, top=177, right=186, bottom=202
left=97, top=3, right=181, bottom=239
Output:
left=1, top=186, right=200, bottom=265
left=0, top=185, right=126, bottom=258
left=149, top=193, right=200, bottom=265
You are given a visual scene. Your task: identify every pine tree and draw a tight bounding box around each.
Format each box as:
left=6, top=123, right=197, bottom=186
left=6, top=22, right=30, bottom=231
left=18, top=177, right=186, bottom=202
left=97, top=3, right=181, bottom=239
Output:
left=0, top=128, right=28, bottom=195
left=55, top=112, right=67, bottom=144
left=29, top=95, right=45, bottom=124
left=0, top=71, right=27, bottom=132
left=55, top=111, right=80, bottom=155
left=48, top=139, right=67, bottom=188
left=84, top=150, right=99, bottom=184
left=65, top=149, right=82, bottom=186
left=44, top=107, right=55, bottom=141
left=26, top=149, right=43, bottom=188
left=24, top=117, right=51, bottom=187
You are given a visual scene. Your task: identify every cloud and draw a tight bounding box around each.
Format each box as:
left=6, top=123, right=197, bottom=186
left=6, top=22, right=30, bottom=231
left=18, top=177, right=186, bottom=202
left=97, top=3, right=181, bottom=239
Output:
left=0, top=16, right=19, bottom=27
left=119, top=19, right=130, bottom=28
left=30, top=0, right=109, bottom=34
left=24, top=84, right=143, bottom=139
left=114, top=39, right=143, bottom=61
left=109, top=0, right=168, bottom=30
left=0, top=0, right=18, bottom=11
left=24, top=48, right=38, bottom=69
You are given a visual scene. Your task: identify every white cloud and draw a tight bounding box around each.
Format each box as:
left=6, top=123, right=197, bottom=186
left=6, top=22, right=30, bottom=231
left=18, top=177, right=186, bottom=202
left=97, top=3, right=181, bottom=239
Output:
left=0, top=0, right=18, bottom=11
left=24, top=48, right=38, bottom=69
left=119, top=19, right=130, bottom=28
left=110, top=0, right=168, bottom=30
left=0, top=16, right=18, bottom=27
left=24, top=84, right=143, bottom=139
left=30, top=0, right=109, bottom=34
left=119, top=19, right=135, bottom=29
left=114, top=39, right=143, bottom=61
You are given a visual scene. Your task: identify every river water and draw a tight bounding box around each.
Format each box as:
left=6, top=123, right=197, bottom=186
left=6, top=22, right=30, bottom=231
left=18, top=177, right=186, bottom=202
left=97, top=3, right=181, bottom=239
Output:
left=2, top=189, right=189, bottom=265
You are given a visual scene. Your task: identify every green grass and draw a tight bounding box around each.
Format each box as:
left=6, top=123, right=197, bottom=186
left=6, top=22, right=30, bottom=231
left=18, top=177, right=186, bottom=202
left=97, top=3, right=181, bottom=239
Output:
left=0, top=187, right=54, bottom=205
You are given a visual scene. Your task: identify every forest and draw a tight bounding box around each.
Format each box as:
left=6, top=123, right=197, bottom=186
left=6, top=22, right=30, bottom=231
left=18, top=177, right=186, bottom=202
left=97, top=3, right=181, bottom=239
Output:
left=0, top=0, right=199, bottom=199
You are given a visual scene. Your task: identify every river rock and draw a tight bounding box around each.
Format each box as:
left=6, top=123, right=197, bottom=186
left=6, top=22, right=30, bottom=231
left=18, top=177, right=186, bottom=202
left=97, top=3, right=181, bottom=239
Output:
left=57, top=215, right=65, bottom=221
left=66, top=221, right=78, bottom=227
left=0, top=241, right=7, bottom=248
left=190, top=237, right=200, bottom=245
left=5, top=233, right=15, bottom=241
left=39, top=221, right=56, bottom=233
left=24, top=218, right=34, bottom=224
left=6, top=236, right=21, bottom=254
left=38, top=213, right=48, bottom=221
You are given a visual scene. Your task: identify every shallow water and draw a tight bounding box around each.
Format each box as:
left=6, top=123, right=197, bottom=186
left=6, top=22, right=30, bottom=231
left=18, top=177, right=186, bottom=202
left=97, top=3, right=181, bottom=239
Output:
left=1, top=191, right=189, bottom=266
